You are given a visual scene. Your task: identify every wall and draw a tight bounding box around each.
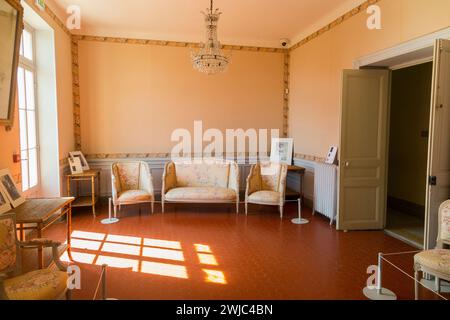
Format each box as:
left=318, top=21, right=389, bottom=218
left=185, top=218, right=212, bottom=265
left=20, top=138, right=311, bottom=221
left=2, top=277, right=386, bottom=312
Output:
left=388, top=62, right=432, bottom=207
left=77, top=40, right=285, bottom=155
left=0, top=0, right=73, bottom=193
left=289, top=0, right=450, bottom=159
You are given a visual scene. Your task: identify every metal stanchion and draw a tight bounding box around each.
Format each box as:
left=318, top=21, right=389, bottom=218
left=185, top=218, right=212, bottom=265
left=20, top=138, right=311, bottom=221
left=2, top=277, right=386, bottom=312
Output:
left=102, top=198, right=120, bottom=225
left=291, top=198, right=309, bottom=225
left=363, top=253, right=397, bottom=300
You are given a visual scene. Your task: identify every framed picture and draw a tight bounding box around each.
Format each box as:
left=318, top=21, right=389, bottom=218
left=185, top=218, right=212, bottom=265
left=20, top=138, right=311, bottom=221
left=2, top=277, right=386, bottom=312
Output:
left=68, top=157, right=84, bottom=175
left=325, top=146, right=338, bottom=165
left=270, top=138, right=294, bottom=165
left=69, top=151, right=89, bottom=171
left=0, top=187, right=12, bottom=215
left=0, top=169, right=25, bottom=208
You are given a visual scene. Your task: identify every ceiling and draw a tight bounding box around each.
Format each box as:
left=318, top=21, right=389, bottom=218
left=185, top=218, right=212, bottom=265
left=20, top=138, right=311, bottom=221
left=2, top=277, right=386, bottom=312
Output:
left=51, top=0, right=365, bottom=48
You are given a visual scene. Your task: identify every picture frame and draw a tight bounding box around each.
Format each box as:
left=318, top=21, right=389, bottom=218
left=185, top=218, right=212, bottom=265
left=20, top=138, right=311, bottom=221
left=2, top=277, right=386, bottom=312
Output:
left=0, top=186, right=11, bottom=215
left=0, top=168, right=25, bottom=208
left=0, top=0, right=24, bottom=129
left=270, top=138, right=294, bottom=165
left=68, top=156, right=84, bottom=175
left=325, top=146, right=338, bottom=165
left=69, top=151, right=89, bottom=171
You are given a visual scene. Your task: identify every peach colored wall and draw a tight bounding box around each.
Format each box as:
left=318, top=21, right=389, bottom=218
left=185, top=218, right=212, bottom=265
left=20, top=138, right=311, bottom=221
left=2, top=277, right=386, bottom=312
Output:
left=0, top=1, right=73, bottom=188
left=78, top=41, right=284, bottom=154
left=289, top=0, right=450, bottom=159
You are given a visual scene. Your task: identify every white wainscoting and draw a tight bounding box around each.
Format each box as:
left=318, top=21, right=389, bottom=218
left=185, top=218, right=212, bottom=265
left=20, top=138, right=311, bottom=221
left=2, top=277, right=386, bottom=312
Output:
left=76, top=157, right=318, bottom=202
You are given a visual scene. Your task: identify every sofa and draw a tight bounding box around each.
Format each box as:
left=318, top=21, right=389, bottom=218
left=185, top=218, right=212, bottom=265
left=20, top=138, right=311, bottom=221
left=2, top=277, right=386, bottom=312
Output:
left=162, top=159, right=240, bottom=213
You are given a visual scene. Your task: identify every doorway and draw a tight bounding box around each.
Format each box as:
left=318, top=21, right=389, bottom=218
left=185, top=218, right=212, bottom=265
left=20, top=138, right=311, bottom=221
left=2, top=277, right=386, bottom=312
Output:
left=385, top=62, right=433, bottom=248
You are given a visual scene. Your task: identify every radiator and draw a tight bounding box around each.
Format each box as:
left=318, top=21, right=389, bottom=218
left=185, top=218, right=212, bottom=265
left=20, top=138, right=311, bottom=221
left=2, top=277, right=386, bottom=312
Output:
left=313, top=163, right=338, bottom=225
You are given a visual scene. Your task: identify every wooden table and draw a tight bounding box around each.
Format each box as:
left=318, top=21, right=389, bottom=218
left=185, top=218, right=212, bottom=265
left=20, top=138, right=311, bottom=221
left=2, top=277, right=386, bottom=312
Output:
left=287, top=165, right=306, bottom=202
left=10, top=197, right=75, bottom=269
left=66, top=169, right=101, bottom=217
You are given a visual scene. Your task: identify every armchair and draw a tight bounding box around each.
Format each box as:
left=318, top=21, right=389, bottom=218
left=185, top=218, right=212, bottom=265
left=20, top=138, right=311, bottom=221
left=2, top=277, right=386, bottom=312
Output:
left=111, top=161, right=155, bottom=217
left=245, top=162, right=288, bottom=219
left=414, top=200, right=450, bottom=299
left=0, top=213, right=69, bottom=300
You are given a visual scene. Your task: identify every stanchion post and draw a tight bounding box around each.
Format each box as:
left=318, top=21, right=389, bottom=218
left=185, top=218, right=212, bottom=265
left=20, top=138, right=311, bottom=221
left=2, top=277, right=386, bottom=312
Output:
left=102, top=264, right=107, bottom=300
left=377, top=252, right=383, bottom=294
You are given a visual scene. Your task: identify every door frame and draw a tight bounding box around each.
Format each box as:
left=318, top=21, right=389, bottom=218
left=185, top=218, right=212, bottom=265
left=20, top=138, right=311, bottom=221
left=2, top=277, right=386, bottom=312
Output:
left=350, top=29, right=450, bottom=248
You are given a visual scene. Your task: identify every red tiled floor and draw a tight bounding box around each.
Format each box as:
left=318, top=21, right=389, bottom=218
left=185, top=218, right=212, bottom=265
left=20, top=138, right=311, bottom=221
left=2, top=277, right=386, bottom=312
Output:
left=27, top=201, right=448, bottom=300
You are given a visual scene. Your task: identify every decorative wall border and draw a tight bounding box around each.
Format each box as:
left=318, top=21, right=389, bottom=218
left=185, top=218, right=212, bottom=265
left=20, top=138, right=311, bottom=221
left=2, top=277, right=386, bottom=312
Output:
left=283, top=51, right=290, bottom=137
left=289, top=0, right=381, bottom=51
left=71, top=36, right=81, bottom=151
left=24, top=0, right=71, bottom=36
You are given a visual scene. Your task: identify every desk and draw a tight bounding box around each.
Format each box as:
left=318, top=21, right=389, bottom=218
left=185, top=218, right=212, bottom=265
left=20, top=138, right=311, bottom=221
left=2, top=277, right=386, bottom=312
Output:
left=287, top=165, right=306, bottom=202
left=10, top=197, right=75, bottom=269
left=66, top=169, right=101, bottom=217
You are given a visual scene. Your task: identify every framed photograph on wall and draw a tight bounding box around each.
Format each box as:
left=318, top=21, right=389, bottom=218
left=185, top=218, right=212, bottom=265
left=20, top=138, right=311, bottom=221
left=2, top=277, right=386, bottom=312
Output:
left=0, top=169, right=25, bottom=208
left=325, top=146, right=338, bottom=165
left=0, top=187, right=12, bottom=215
left=68, top=157, right=84, bottom=175
left=69, top=151, right=89, bottom=171
left=270, top=138, right=294, bottom=165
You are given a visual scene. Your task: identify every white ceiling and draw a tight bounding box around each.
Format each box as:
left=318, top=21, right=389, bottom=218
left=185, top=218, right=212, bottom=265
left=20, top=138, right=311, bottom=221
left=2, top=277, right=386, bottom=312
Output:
left=51, top=0, right=365, bottom=48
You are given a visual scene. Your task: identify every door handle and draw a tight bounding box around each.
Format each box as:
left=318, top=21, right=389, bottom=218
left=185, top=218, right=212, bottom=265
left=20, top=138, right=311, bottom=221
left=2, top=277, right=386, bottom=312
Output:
left=345, top=161, right=350, bottom=167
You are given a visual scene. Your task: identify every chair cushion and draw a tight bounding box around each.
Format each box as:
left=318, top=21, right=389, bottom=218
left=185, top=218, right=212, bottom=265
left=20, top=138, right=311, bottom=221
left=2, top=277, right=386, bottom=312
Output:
left=0, top=217, right=16, bottom=272
left=4, top=269, right=68, bottom=300
left=248, top=191, right=281, bottom=205
left=415, top=249, right=450, bottom=275
left=118, top=190, right=153, bottom=203
left=165, top=187, right=237, bottom=202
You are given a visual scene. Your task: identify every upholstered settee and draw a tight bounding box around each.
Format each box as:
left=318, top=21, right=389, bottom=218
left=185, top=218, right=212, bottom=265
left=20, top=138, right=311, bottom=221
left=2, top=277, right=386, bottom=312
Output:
left=162, top=159, right=240, bottom=213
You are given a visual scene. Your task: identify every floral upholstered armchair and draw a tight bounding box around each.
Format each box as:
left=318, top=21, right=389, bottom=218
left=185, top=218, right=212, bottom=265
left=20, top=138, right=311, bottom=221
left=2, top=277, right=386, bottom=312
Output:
left=111, top=162, right=155, bottom=217
left=245, top=162, right=288, bottom=219
left=413, top=200, right=450, bottom=299
left=0, top=213, right=69, bottom=300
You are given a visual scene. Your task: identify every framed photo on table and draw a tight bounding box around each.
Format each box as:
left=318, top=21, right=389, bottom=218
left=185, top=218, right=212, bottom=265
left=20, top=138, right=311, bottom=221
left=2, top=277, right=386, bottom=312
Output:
left=68, top=157, right=84, bottom=175
left=0, top=187, right=12, bottom=214
left=69, top=151, right=89, bottom=171
left=270, top=138, right=294, bottom=165
left=0, top=169, right=25, bottom=208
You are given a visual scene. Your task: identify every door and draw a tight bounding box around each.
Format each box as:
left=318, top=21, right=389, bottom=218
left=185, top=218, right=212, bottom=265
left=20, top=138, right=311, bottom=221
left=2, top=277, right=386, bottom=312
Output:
left=338, top=69, right=390, bottom=231
left=425, top=39, right=450, bottom=249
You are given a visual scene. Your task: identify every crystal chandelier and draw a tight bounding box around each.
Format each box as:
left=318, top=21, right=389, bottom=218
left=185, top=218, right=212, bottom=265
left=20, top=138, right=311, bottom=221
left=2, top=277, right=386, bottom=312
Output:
left=191, top=0, right=230, bottom=75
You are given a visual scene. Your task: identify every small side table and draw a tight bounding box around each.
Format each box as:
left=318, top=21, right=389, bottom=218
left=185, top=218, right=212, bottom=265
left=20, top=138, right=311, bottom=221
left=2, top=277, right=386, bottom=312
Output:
left=66, top=169, right=101, bottom=217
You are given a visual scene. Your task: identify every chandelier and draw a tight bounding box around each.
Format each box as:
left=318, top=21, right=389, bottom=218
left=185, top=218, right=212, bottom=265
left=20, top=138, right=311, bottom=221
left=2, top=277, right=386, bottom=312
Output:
left=191, top=0, right=230, bottom=75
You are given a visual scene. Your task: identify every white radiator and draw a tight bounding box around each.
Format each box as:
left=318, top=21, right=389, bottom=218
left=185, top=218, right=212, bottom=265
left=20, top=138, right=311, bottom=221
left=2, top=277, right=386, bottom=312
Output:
left=313, top=163, right=338, bottom=225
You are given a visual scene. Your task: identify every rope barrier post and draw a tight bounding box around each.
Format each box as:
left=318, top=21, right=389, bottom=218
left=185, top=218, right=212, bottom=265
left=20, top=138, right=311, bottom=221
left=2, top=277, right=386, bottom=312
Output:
left=102, top=264, right=107, bottom=300
left=291, top=198, right=309, bottom=225
left=363, top=252, right=397, bottom=300
left=102, top=198, right=120, bottom=225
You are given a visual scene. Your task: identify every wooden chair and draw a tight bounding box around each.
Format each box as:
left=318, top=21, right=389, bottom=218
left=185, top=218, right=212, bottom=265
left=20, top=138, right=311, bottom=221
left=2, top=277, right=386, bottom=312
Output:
left=414, top=200, right=450, bottom=299
left=111, top=161, right=155, bottom=217
left=0, top=213, right=69, bottom=300
left=245, top=162, right=288, bottom=218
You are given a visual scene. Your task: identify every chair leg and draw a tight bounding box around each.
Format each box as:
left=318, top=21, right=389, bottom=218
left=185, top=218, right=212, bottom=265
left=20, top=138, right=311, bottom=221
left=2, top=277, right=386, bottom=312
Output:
left=236, top=201, right=239, bottom=214
left=113, top=204, right=118, bottom=218
left=151, top=202, right=154, bottom=214
left=279, top=205, right=284, bottom=219
left=414, top=268, right=420, bottom=300
left=162, top=201, right=165, bottom=213
left=245, top=203, right=248, bottom=215
left=435, top=277, right=441, bottom=293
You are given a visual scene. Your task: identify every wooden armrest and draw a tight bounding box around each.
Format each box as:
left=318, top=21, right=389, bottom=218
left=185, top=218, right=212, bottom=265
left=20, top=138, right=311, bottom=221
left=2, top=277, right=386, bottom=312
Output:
left=20, top=238, right=62, bottom=248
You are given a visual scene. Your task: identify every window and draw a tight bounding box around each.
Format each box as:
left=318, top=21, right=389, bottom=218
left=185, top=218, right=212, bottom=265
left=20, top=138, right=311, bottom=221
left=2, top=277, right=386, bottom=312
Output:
left=17, top=26, right=39, bottom=192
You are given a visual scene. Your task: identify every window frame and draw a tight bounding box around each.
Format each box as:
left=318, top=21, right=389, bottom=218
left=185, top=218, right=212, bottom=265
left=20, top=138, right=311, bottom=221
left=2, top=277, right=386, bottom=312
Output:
left=18, top=23, right=40, bottom=194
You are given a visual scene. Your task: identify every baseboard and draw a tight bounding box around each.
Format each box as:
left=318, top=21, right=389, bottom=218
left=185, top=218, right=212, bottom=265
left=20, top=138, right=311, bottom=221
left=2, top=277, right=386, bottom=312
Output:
left=387, top=196, right=425, bottom=219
